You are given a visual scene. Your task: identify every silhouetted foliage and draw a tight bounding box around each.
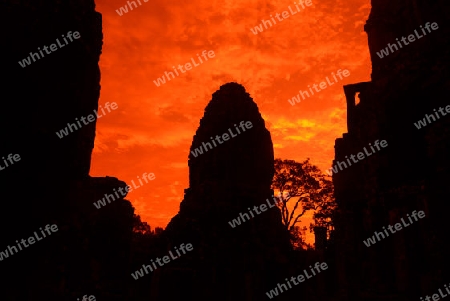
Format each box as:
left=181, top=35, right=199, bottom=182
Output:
left=154, top=226, right=164, bottom=236
left=290, top=225, right=314, bottom=250
left=272, top=158, right=337, bottom=246
left=132, top=214, right=152, bottom=235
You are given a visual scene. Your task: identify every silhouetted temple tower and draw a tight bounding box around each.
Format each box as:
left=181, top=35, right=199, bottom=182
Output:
left=330, top=1, right=450, bottom=300
left=156, top=83, right=292, bottom=301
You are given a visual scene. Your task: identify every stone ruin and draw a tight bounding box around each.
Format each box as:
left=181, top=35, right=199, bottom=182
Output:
left=153, top=83, right=293, bottom=301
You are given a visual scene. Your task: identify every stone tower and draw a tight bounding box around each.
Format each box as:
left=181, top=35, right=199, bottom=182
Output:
left=0, top=2, right=134, bottom=300
left=153, top=83, right=292, bottom=301
left=331, top=1, right=450, bottom=300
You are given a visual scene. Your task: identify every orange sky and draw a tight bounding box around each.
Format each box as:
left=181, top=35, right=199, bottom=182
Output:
left=92, top=0, right=372, bottom=244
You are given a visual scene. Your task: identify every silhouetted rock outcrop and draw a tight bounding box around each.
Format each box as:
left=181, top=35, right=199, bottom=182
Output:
left=153, top=83, right=292, bottom=301
left=331, top=1, right=450, bottom=300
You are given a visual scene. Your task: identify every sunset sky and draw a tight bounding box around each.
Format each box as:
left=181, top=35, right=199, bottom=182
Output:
left=92, top=0, right=372, bottom=244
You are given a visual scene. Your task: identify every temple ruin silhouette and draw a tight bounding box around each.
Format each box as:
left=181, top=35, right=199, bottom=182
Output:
left=329, top=1, right=450, bottom=300
left=1, top=0, right=450, bottom=300
left=154, top=82, right=292, bottom=300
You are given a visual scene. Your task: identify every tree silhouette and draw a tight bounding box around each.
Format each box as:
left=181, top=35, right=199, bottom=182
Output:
left=290, top=225, right=314, bottom=250
left=132, top=214, right=152, bottom=235
left=272, top=158, right=336, bottom=238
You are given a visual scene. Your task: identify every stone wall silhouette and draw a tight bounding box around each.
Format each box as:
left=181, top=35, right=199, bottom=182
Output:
left=0, top=2, right=134, bottom=300
left=331, top=1, right=450, bottom=300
